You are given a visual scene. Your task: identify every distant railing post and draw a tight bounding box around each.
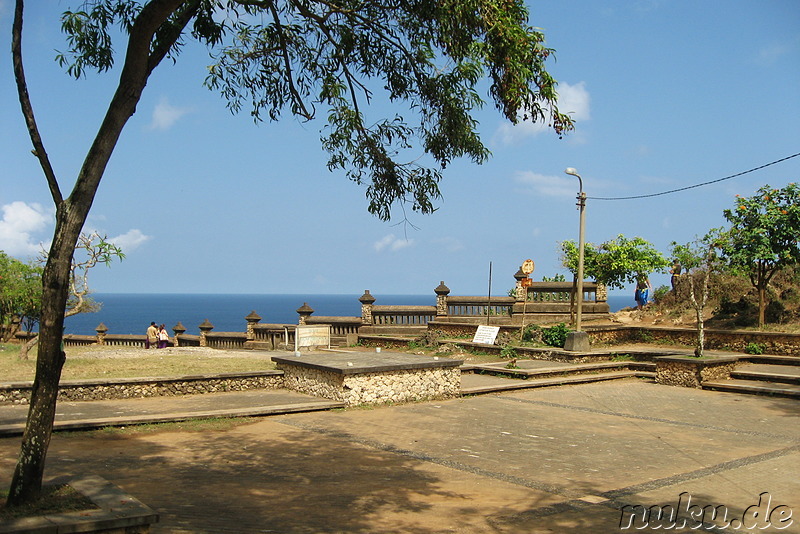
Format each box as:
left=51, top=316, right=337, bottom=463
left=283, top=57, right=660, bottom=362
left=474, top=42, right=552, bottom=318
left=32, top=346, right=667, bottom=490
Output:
left=435, top=281, right=450, bottom=317
left=296, top=302, right=314, bottom=325
left=595, top=282, right=607, bottom=303
left=359, top=290, right=376, bottom=325
left=173, top=322, right=186, bottom=347
left=198, top=319, right=214, bottom=347
left=95, top=323, right=108, bottom=345
left=245, top=311, right=261, bottom=341
left=513, top=268, right=527, bottom=302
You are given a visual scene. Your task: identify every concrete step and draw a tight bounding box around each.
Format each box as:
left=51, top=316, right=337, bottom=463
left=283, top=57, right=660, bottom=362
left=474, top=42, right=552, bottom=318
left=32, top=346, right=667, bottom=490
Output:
left=741, top=354, right=800, bottom=366
left=460, top=370, right=653, bottom=395
left=731, top=369, right=800, bottom=385
left=701, top=379, right=800, bottom=398
left=462, top=360, right=655, bottom=380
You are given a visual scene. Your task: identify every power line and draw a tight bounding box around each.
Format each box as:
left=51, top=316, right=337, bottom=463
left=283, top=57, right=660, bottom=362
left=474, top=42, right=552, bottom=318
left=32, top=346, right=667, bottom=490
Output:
left=588, top=152, right=800, bottom=201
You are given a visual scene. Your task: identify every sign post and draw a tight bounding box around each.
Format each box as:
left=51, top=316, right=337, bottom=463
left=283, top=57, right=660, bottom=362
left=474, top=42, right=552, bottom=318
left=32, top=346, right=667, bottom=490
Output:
left=519, top=260, right=535, bottom=340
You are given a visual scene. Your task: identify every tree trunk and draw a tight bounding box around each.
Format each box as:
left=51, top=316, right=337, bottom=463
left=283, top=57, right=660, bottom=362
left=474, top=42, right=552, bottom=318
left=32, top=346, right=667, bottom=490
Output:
left=18, top=334, right=38, bottom=360
left=6, top=218, right=76, bottom=505
left=757, top=285, right=766, bottom=329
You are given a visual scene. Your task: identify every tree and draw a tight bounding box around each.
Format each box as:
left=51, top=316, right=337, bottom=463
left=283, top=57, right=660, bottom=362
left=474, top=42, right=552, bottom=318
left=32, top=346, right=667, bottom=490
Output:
left=8, top=0, right=573, bottom=505
left=0, top=253, right=42, bottom=343
left=561, top=235, right=669, bottom=316
left=721, top=183, right=800, bottom=328
left=17, top=233, right=125, bottom=360
left=670, top=230, right=724, bottom=357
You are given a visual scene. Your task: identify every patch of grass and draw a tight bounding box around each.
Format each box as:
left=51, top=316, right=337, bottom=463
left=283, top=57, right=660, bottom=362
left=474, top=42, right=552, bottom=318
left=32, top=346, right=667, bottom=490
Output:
left=0, top=346, right=276, bottom=382
left=610, top=353, right=634, bottom=362
left=92, top=416, right=259, bottom=435
left=1, top=484, right=98, bottom=520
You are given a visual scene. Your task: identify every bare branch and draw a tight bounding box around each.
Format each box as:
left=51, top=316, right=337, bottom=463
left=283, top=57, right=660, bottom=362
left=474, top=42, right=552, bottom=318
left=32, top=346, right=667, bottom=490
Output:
left=12, top=0, right=62, bottom=205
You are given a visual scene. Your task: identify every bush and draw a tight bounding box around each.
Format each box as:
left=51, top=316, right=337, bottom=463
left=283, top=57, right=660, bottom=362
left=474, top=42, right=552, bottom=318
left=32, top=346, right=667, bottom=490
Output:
left=744, top=342, right=765, bottom=355
left=500, top=345, right=518, bottom=359
left=521, top=324, right=542, bottom=343
left=541, top=323, right=569, bottom=348
left=652, top=285, right=670, bottom=303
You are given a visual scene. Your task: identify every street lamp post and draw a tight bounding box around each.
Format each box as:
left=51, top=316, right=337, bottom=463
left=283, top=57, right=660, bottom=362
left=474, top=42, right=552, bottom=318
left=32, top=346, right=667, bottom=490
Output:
left=564, top=167, right=590, bottom=351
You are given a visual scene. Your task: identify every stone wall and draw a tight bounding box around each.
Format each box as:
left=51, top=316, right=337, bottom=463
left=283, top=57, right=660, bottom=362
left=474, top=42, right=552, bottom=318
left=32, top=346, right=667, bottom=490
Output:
left=587, top=326, right=800, bottom=356
left=278, top=364, right=461, bottom=406
left=654, top=356, right=737, bottom=388
left=0, top=372, right=284, bottom=406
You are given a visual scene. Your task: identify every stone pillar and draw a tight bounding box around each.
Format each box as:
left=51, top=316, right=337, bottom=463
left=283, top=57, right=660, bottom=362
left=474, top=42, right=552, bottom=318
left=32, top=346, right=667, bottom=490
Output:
left=595, top=282, right=608, bottom=303
left=198, top=319, right=214, bottom=347
left=296, top=303, right=314, bottom=325
left=245, top=311, right=261, bottom=341
left=172, top=322, right=186, bottom=347
left=359, top=291, right=376, bottom=325
left=95, top=323, right=108, bottom=345
left=513, top=268, right=527, bottom=302
left=435, top=281, right=450, bottom=317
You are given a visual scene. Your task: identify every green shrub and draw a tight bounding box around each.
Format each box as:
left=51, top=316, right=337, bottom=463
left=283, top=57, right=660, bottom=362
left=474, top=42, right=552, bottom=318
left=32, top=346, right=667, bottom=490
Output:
left=634, top=329, right=654, bottom=343
left=652, top=285, right=670, bottom=303
left=500, top=345, right=518, bottom=359
left=521, top=324, right=542, bottom=343
left=744, top=342, right=765, bottom=355
left=541, top=323, right=569, bottom=348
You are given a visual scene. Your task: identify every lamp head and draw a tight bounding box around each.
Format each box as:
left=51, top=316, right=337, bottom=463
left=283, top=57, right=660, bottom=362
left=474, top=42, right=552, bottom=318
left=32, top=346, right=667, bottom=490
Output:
left=564, top=167, right=580, bottom=177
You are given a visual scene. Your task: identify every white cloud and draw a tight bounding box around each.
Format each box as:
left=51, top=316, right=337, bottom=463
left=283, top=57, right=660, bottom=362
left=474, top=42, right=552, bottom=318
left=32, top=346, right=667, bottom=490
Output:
left=0, top=201, right=50, bottom=257
left=108, top=229, right=151, bottom=253
left=432, top=237, right=464, bottom=253
left=495, top=81, right=591, bottom=144
left=514, top=171, right=577, bottom=198
left=374, top=234, right=414, bottom=252
left=150, top=97, right=191, bottom=130
left=756, top=42, right=789, bottom=66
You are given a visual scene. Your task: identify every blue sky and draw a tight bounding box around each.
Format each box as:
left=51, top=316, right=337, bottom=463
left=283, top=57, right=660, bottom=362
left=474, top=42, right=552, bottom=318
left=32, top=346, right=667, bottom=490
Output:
left=1, top=1, right=799, bottom=299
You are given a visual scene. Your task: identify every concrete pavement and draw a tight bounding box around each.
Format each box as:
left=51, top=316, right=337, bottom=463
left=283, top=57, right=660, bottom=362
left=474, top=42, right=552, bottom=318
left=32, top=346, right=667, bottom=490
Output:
left=1, top=378, right=797, bottom=533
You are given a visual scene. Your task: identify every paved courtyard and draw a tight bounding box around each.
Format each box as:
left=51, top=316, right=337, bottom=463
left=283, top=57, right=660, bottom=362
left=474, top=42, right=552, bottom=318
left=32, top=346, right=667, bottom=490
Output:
left=1, top=379, right=798, bottom=533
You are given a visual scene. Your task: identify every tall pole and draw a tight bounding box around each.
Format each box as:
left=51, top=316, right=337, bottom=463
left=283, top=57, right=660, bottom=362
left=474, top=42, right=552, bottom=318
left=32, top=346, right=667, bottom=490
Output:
left=565, top=168, right=586, bottom=332
left=576, top=190, right=586, bottom=332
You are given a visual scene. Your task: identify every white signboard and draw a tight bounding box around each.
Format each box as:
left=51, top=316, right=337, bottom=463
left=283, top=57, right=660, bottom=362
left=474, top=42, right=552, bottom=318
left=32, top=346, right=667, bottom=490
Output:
left=472, top=325, right=500, bottom=345
left=295, top=325, right=331, bottom=351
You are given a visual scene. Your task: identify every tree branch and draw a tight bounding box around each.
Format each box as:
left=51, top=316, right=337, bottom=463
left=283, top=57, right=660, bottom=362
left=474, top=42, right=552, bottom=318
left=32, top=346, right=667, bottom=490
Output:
left=12, top=0, right=63, bottom=205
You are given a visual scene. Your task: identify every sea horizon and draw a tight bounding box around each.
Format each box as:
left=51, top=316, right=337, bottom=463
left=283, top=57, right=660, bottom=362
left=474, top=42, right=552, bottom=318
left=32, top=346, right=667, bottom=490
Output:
left=63, top=292, right=635, bottom=336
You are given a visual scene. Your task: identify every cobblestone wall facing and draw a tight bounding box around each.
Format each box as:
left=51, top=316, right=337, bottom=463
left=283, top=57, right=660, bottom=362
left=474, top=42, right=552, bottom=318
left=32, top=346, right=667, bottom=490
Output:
left=278, top=364, right=461, bottom=406
left=655, top=359, right=736, bottom=388
left=588, top=327, right=800, bottom=356
left=0, top=374, right=284, bottom=406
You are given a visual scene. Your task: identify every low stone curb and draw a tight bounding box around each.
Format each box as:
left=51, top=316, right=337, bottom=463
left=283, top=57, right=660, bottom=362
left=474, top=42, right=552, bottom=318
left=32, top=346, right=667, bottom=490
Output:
left=461, top=370, right=652, bottom=395
left=0, top=475, right=158, bottom=534
left=0, top=400, right=345, bottom=438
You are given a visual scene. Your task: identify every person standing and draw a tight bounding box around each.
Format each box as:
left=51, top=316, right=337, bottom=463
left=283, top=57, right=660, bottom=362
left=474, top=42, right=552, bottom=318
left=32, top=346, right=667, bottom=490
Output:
left=669, top=260, right=682, bottom=291
left=635, top=276, right=652, bottom=310
left=146, top=321, right=158, bottom=349
left=157, top=324, right=169, bottom=349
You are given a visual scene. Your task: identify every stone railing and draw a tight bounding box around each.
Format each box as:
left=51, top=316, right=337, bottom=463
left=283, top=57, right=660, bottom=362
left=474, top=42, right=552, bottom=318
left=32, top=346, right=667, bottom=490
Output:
left=306, top=316, right=362, bottom=335
left=12, top=274, right=610, bottom=352
left=371, top=306, right=437, bottom=325
left=250, top=323, right=296, bottom=350
left=445, top=297, right=514, bottom=318
left=205, top=332, right=248, bottom=350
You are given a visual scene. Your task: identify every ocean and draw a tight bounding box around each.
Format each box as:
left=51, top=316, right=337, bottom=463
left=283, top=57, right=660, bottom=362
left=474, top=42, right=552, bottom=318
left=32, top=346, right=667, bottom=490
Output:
left=63, top=293, right=634, bottom=336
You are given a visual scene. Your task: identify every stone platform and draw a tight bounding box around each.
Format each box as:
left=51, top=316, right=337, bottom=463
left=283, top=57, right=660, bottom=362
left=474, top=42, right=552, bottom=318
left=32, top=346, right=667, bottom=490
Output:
left=272, top=351, right=462, bottom=406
